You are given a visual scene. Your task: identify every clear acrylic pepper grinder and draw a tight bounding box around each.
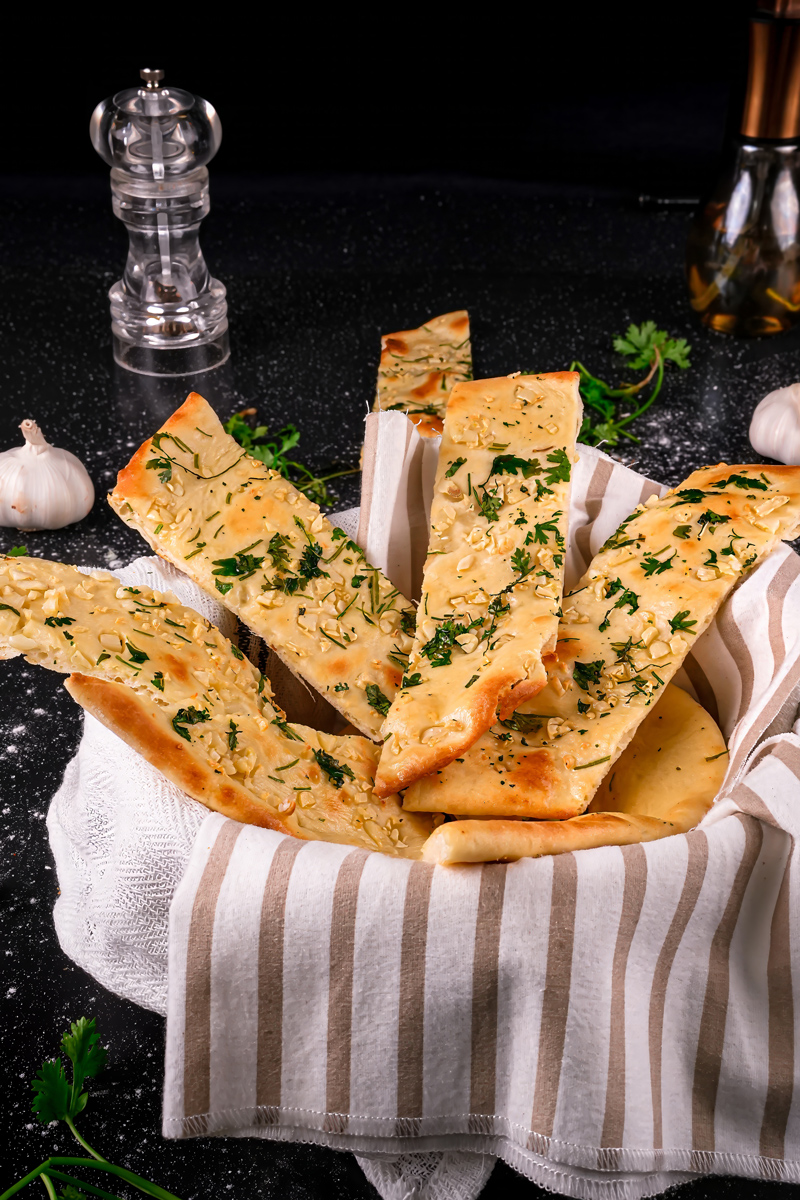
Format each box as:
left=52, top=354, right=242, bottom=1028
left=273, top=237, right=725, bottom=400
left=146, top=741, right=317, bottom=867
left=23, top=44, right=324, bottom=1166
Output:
left=90, top=68, right=229, bottom=376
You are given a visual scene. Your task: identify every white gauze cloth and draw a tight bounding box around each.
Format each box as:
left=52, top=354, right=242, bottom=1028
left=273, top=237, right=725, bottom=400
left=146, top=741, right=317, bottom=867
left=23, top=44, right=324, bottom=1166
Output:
left=48, top=422, right=800, bottom=1200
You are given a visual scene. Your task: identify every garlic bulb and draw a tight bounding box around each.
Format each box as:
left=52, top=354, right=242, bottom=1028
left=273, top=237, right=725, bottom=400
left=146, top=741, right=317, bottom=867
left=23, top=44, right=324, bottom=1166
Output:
left=749, top=382, right=800, bottom=464
left=0, top=420, right=94, bottom=530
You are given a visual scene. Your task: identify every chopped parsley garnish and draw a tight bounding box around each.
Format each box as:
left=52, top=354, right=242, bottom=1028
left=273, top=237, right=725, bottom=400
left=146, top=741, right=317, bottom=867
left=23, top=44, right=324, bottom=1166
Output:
left=511, top=548, right=532, bottom=575
left=365, top=683, right=391, bottom=716
left=125, top=641, right=149, bottom=664
left=212, top=551, right=265, bottom=580
left=420, top=616, right=482, bottom=667
left=215, top=580, right=233, bottom=595
left=488, top=453, right=542, bottom=479
left=673, top=525, right=691, bottom=539
left=400, top=609, right=416, bottom=637
left=711, top=473, right=768, bottom=492
left=573, top=659, right=605, bottom=691
left=96, top=652, right=110, bottom=664
left=465, top=674, right=479, bottom=688
left=271, top=716, right=303, bottom=741
left=298, top=542, right=327, bottom=581
left=151, top=672, right=165, bottom=691
left=351, top=574, right=366, bottom=588
left=671, top=489, right=707, bottom=506
left=697, top=510, right=730, bottom=537
left=577, top=699, right=590, bottom=714
left=601, top=514, right=639, bottom=553
left=543, top=448, right=571, bottom=484
left=531, top=518, right=564, bottom=546
left=334, top=682, right=349, bottom=691
left=314, top=748, right=355, bottom=788
left=227, top=720, right=240, bottom=750
left=402, top=672, right=423, bottom=688
left=607, top=579, right=639, bottom=613
left=230, top=644, right=244, bottom=660
left=669, top=610, right=697, bottom=634
left=267, top=533, right=293, bottom=571
left=7, top=545, right=28, bottom=557
left=499, top=713, right=545, bottom=733
left=0, top=602, right=20, bottom=615
left=445, top=457, right=466, bottom=478
left=44, top=616, right=75, bottom=627
left=640, top=551, right=675, bottom=576
left=172, top=706, right=209, bottom=742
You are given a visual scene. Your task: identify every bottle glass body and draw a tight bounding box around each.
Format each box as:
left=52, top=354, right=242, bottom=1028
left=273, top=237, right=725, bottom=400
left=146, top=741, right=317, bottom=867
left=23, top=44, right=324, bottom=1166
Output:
left=686, top=141, right=800, bottom=336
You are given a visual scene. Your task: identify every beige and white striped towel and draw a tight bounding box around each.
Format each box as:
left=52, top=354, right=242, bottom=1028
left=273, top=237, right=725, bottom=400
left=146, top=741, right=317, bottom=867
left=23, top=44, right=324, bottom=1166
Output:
left=162, top=432, right=800, bottom=1200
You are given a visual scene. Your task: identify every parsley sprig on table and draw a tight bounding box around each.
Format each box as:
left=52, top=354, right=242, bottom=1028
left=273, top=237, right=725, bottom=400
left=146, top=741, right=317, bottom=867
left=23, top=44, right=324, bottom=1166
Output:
left=225, top=409, right=358, bottom=508
left=568, top=321, right=692, bottom=447
left=2, top=1017, right=182, bottom=1200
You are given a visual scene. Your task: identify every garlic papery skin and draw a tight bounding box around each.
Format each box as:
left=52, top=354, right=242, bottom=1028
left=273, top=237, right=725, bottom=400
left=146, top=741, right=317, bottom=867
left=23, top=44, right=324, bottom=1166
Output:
left=749, top=383, right=800, bottom=464
left=0, top=420, right=95, bottom=530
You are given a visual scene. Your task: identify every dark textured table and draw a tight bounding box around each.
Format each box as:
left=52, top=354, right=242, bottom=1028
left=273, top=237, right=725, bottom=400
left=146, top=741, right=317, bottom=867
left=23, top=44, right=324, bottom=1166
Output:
left=1, top=175, right=797, bottom=1199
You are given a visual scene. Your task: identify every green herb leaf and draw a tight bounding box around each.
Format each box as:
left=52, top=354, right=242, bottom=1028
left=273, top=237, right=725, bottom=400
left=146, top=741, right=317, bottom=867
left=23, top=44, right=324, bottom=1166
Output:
left=711, top=473, right=768, bottom=492
left=227, top=720, right=240, bottom=750
left=267, top=533, right=293, bottom=571
left=671, top=489, right=707, bottom=506
left=640, top=551, right=675, bottom=576
left=125, top=641, right=148, bottom=664
left=543, top=448, right=571, bottom=485
left=673, top=525, right=691, bottom=539
left=488, top=453, right=541, bottom=479
left=215, top=580, right=233, bottom=595
left=573, top=659, right=605, bottom=691
left=271, top=716, right=303, bottom=741
left=0, top=602, right=20, bottom=615
left=314, top=748, right=356, bottom=788
left=445, top=457, right=467, bottom=478
left=172, top=706, right=209, bottom=742
left=151, top=672, right=165, bottom=691
left=511, top=548, right=532, bottom=575
left=61, top=1017, right=107, bottom=1113
left=402, top=672, right=423, bottom=688
left=8, top=545, right=28, bottom=556
left=334, top=682, right=349, bottom=691
left=32, top=1058, right=71, bottom=1124
left=44, top=616, right=76, bottom=628
left=212, top=552, right=265, bottom=580
left=366, top=683, right=391, bottom=716
left=669, top=610, right=697, bottom=634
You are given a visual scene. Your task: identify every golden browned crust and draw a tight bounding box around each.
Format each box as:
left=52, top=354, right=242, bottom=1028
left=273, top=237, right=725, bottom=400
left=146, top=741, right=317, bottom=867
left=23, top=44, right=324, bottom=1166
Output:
left=374, top=371, right=582, bottom=797
left=421, top=683, right=728, bottom=863
left=406, top=463, right=800, bottom=819
left=373, top=310, right=472, bottom=437
left=65, top=674, right=292, bottom=833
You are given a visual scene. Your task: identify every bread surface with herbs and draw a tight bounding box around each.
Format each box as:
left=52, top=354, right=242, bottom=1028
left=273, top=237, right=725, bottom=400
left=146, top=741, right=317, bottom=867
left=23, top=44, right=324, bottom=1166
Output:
left=0, top=555, right=434, bottom=856
left=373, top=309, right=472, bottom=436
left=403, top=463, right=800, bottom=822
left=375, top=370, right=582, bottom=797
left=109, top=392, right=416, bottom=740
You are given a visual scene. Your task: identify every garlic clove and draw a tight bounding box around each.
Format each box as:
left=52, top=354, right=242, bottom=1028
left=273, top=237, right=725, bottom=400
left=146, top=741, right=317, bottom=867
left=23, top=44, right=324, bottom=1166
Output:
left=0, top=420, right=94, bottom=530
left=749, top=382, right=800, bottom=464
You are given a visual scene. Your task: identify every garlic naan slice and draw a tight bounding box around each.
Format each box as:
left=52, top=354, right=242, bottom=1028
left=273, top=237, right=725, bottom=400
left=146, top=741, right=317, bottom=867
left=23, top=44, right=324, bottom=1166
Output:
left=375, top=371, right=582, bottom=798
left=421, top=683, right=727, bottom=864
left=109, top=392, right=415, bottom=739
left=0, top=555, right=434, bottom=857
left=405, top=463, right=800, bottom=819
left=373, top=310, right=472, bottom=436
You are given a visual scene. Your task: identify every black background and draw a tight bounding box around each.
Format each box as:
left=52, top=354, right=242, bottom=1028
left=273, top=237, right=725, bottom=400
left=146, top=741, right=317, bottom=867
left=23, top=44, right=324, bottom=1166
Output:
left=12, top=5, right=748, bottom=196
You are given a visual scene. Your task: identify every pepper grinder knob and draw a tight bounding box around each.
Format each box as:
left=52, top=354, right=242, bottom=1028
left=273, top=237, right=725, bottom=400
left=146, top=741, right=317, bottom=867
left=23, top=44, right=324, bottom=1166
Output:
left=90, top=68, right=229, bottom=376
left=140, top=67, right=164, bottom=88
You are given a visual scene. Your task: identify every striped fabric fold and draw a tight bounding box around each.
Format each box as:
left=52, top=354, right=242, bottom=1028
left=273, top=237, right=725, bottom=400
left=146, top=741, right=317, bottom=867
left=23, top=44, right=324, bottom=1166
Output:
left=163, top=439, right=800, bottom=1199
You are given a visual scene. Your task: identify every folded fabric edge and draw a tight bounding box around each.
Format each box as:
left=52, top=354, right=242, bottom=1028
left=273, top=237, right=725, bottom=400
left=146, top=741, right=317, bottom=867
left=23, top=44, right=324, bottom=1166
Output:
left=160, top=1115, right=798, bottom=1197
